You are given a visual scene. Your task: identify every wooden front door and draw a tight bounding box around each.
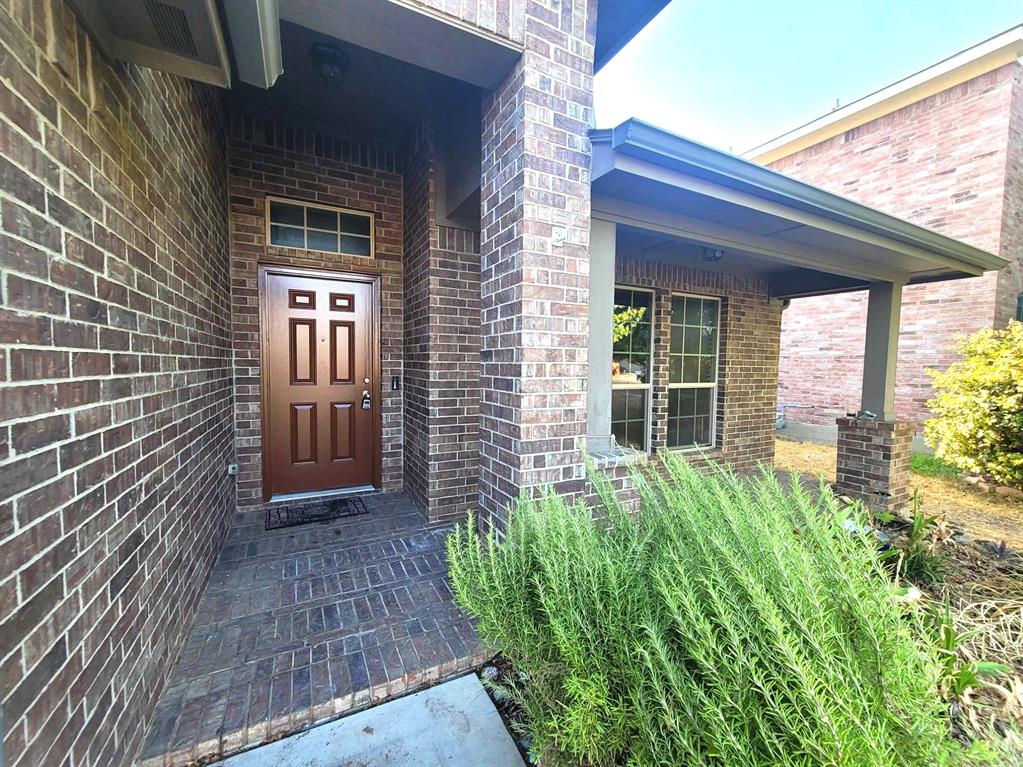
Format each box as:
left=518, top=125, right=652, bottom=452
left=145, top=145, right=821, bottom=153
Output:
left=261, top=267, right=379, bottom=498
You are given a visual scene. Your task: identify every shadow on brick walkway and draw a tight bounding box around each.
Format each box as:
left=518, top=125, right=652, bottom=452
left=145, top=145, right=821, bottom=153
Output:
left=139, top=493, right=485, bottom=766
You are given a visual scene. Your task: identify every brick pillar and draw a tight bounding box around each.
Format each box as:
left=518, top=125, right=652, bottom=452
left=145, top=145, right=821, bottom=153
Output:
left=478, top=0, right=596, bottom=530
left=836, top=417, right=913, bottom=510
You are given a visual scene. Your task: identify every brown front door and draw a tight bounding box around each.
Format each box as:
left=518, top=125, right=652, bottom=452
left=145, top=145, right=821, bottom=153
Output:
left=261, top=267, right=379, bottom=498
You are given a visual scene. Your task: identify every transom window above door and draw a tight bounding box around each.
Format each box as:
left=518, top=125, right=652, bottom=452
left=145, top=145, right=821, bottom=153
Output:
left=266, top=197, right=374, bottom=258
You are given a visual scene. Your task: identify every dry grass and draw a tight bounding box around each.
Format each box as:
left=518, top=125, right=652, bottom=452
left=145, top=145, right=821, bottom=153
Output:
left=774, top=436, right=1023, bottom=550
left=953, top=600, right=1023, bottom=759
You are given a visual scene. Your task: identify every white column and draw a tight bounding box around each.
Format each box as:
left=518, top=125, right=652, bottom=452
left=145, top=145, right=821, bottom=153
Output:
left=586, top=219, right=616, bottom=452
left=860, top=282, right=903, bottom=421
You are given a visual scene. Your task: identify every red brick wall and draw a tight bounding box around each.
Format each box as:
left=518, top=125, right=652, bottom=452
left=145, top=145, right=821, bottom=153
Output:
left=771, top=63, right=1019, bottom=428
left=478, top=0, right=596, bottom=530
left=402, top=124, right=434, bottom=512
left=227, top=115, right=405, bottom=506
left=0, top=3, right=234, bottom=766
left=995, top=65, right=1023, bottom=326
left=403, top=119, right=482, bottom=522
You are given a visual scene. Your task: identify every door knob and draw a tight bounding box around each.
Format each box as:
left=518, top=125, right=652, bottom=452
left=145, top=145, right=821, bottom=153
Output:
left=361, top=390, right=372, bottom=410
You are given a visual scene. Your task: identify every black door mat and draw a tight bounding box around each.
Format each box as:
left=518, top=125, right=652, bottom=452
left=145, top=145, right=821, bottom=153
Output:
left=266, top=496, right=368, bottom=531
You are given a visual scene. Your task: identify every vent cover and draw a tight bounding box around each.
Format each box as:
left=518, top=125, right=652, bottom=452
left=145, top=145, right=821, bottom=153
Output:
left=144, top=0, right=198, bottom=58
left=66, top=0, right=230, bottom=88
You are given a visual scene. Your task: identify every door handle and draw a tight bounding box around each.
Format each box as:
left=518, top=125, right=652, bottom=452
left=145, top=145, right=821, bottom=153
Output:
left=361, top=390, right=372, bottom=410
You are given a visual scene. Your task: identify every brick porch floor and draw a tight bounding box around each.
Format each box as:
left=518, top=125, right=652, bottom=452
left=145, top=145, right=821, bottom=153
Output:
left=138, top=493, right=486, bottom=766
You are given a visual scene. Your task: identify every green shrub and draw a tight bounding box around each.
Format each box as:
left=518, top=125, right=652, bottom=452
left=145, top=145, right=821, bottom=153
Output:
left=925, top=321, right=1023, bottom=488
left=448, top=454, right=971, bottom=766
left=910, top=452, right=960, bottom=480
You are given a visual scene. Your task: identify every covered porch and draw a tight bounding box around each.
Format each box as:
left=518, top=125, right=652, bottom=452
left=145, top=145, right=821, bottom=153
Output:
left=584, top=120, right=1006, bottom=509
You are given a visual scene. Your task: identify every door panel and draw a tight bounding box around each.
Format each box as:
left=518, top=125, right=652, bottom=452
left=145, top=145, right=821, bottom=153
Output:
left=264, top=270, right=376, bottom=496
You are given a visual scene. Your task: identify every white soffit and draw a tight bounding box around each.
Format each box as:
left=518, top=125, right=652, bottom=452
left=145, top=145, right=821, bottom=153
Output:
left=745, top=25, right=1023, bottom=164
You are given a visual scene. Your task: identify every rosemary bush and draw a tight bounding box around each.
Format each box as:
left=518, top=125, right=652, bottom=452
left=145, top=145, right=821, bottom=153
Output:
left=447, top=453, right=970, bottom=766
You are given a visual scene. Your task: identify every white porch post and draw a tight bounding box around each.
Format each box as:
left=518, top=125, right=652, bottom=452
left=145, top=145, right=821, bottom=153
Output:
left=587, top=219, right=616, bottom=453
left=860, top=281, right=902, bottom=421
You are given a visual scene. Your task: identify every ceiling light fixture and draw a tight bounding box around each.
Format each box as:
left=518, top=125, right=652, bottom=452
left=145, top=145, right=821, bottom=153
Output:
left=702, top=246, right=724, bottom=262
left=309, top=43, right=349, bottom=87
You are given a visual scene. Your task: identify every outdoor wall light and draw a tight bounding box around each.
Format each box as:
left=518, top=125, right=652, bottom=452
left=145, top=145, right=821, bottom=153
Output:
left=309, top=43, right=349, bottom=86
left=702, top=246, right=724, bottom=262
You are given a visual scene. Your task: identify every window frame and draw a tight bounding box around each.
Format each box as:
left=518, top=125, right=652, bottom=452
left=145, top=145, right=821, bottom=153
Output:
left=666, top=291, right=721, bottom=452
left=610, top=284, right=655, bottom=453
left=264, top=196, right=375, bottom=259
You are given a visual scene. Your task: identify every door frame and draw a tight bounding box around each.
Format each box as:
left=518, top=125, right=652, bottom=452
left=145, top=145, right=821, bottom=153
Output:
left=258, top=263, right=383, bottom=501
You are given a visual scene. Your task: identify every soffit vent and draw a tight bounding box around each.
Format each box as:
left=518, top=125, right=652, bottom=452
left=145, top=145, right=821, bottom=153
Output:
left=144, top=0, right=198, bottom=58
left=67, top=0, right=230, bottom=87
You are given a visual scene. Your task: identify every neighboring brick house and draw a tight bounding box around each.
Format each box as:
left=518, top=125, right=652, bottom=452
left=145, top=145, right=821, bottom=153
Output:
left=748, top=27, right=1023, bottom=435
left=0, top=2, right=1007, bottom=766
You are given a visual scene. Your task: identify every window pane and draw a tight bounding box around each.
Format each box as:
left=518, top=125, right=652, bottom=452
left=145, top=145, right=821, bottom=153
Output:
left=683, top=326, right=700, bottom=354
left=306, top=230, right=338, bottom=252
left=611, top=390, right=627, bottom=423
left=696, top=387, right=712, bottom=416
left=669, top=356, right=683, bottom=384
left=611, top=419, right=628, bottom=448
left=632, top=322, right=650, bottom=352
left=669, top=388, right=696, bottom=418
left=683, top=355, right=699, bottom=382
left=307, top=207, right=338, bottom=231
left=610, top=389, right=646, bottom=451
left=270, top=224, right=304, bottom=247
left=694, top=416, right=711, bottom=446
left=270, top=201, right=304, bottom=226
left=699, top=355, right=716, bottom=383
left=684, top=297, right=701, bottom=325
left=702, top=300, right=718, bottom=327
left=670, top=329, right=683, bottom=354
left=626, top=388, right=645, bottom=419
left=626, top=420, right=645, bottom=451
left=341, top=213, right=372, bottom=236
left=700, top=327, right=717, bottom=355
left=671, top=296, right=685, bottom=325
left=667, top=418, right=679, bottom=448
left=677, top=417, right=695, bottom=447
left=341, top=235, right=371, bottom=257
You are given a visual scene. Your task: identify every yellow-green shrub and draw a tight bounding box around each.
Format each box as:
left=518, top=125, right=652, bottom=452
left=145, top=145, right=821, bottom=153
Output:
left=925, top=321, right=1023, bottom=488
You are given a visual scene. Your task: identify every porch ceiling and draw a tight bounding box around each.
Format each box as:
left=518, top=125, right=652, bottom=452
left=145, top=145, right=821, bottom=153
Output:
left=591, top=119, right=1008, bottom=298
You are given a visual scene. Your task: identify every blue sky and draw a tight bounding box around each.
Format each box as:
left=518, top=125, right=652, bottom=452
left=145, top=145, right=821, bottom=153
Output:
left=594, top=0, right=1022, bottom=154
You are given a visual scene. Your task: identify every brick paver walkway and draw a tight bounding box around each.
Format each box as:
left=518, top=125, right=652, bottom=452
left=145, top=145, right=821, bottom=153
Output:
left=138, top=494, right=485, bottom=766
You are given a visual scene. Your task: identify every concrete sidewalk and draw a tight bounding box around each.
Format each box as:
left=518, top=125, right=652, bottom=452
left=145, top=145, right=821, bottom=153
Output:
left=213, top=674, right=525, bottom=767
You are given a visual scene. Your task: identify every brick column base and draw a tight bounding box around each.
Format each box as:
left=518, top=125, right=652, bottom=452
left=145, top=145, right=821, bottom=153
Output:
left=836, top=417, right=913, bottom=510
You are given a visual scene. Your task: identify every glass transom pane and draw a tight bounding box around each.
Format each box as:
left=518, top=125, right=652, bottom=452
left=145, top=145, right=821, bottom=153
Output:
left=267, top=198, right=373, bottom=257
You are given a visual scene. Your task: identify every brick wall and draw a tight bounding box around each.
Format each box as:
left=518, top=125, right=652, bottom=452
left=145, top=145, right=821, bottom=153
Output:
left=478, top=0, right=596, bottom=530
left=403, top=119, right=481, bottom=523
left=0, top=2, right=234, bottom=766
left=995, top=65, right=1023, bottom=326
left=227, top=115, right=405, bottom=506
left=402, top=124, right=434, bottom=512
left=772, top=63, right=1019, bottom=428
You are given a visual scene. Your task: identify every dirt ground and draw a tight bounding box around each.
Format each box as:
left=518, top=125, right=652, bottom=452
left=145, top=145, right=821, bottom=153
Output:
left=775, top=436, right=1023, bottom=551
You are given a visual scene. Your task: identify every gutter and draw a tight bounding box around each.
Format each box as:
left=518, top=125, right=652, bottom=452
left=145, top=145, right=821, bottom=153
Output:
left=596, top=119, right=1007, bottom=274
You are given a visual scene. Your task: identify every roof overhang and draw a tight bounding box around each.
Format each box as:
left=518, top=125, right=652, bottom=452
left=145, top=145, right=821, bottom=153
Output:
left=592, top=119, right=1007, bottom=298
left=594, top=0, right=671, bottom=72
left=746, top=25, right=1023, bottom=164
